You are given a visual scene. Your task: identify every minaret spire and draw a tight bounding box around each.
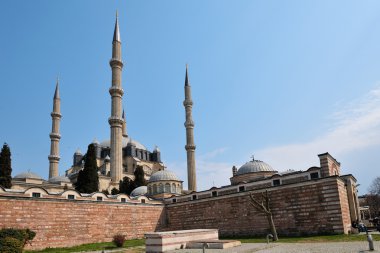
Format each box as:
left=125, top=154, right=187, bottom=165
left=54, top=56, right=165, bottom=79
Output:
left=183, top=64, right=197, bottom=191
left=48, top=77, right=62, bottom=179
left=109, top=12, right=124, bottom=184
left=122, top=109, right=128, bottom=138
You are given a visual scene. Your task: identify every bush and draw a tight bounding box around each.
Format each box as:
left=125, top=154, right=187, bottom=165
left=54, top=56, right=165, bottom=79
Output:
left=112, top=233, right=125, bottom=247
left=0, top=228, right=36, bottom=253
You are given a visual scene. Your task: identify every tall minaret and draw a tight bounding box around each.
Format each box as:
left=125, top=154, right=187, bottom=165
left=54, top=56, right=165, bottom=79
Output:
left=122, top=109, right=128, bottom=138
left=48, top=78, right=61, bottom=179
left=183, top=65, right=197, bottom=191
left=108, top=12, right=124, bottom=184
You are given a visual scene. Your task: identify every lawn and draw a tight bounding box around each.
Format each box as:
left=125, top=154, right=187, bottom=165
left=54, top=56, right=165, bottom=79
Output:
left=223, top=233, right=380, bottom=243
left=25, top=239, right=145, bottom=253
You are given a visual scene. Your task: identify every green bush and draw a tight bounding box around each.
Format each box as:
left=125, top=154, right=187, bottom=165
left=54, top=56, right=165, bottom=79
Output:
left=0, top=228, right=36, bottom=253
left=0, top=236, right=23, bottom=253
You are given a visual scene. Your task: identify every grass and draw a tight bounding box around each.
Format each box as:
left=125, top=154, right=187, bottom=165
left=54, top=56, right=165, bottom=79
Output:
left=222, top=233, right=380, bottom=243
left=25, top=239, right=145, bottom=253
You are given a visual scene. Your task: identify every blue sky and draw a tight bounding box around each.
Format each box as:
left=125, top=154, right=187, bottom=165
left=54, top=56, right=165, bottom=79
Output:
left=1, top=1, right=380, bottom=195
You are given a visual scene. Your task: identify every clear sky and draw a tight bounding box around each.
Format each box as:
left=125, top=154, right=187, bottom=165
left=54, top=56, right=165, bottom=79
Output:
left=1, top=1, right=380, bottom=195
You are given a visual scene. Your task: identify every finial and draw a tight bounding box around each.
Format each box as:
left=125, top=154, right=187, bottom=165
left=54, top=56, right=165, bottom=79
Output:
left=113, top=10, right=121, bottom=42
left=54, top=76, right=60, bottom=99
left=251, top=155, right=255, bottom=161
left=185, top=64, right=189, bottom=86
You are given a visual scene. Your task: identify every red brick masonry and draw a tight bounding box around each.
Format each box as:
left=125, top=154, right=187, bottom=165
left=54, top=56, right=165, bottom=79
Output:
left=0, top=198, right=165, bottom=250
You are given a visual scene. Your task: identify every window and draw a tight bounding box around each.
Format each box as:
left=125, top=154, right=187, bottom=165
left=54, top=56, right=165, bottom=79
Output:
left=172, top=183, right=176, bottom=193
left=141, top=199, right=146, bottom=203
left=172, top=198, right=177, bottom=203
left=97, top=196, right=103, bottom=201
left=310, top=172, right=319, bottom=179
left=273, top=179, right=280, bottom=186
left=192, top=195, right=197, bottom=200
left=32, top=192, right=41, bottom=198
left=238, top=186, right=245, bottom=192
left=120, top=198, right=126, bottom=202
left=67, top=194, right=75, bottom=200
left=165, top=183, right=170, bottom=193
left=212, top=191, right=218, bottom=197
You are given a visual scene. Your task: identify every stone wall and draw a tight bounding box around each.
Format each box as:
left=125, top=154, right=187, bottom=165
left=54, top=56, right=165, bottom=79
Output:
left=165, top=177, right=351, bottom=237
left=0, top=197, right=165, bottom=250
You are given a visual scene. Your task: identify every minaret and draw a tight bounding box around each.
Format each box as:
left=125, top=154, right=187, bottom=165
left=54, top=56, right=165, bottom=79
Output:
left=108, top=12, right=124, bottom=184
left=122, top=109, right=128, bottom=138
left=183, top=65, right=197, bottom=191
left=48, top=78, right=61, bottom=179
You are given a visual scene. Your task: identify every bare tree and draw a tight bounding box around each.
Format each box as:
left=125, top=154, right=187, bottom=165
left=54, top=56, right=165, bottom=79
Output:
left=366, top=177, right=380, bottom=218
left=250, top=190, right=278, bottom=241
left=369, top=177, right=380, bottom=195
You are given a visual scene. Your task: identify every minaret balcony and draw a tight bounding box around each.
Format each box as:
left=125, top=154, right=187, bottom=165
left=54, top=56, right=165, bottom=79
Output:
left=183, top=100, right=193, bottom=107
left=184, top=120, right=194, bottom=128
left=185, top=144, right=196, bottom=150
left=109, top=58, right=124, bottom=68
left=108, top=116, right=124, bottom=126
left=48, top=155, right=61, bottom=161
left=49, top=133, right=61, bottom=139
left=109, top=86, right=124, bottom=96
left=50, top=112, right=62, bottom=118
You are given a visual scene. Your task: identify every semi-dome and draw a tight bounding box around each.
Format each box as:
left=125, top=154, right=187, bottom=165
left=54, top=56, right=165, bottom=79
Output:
left=100, top=136, right=146, bottom=150
left=237, top=159, right=275, bottom=175
left=149, top=170, right=181, bottom=182
left=48, top=176, right=71, bottom=184
left=130, top=186, right=147, bottom=197
left=14, top=171, right=43, bottom=180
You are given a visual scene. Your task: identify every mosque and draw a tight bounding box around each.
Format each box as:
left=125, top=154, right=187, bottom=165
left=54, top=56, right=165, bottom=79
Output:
left=0, top=14, right=363, bottom=249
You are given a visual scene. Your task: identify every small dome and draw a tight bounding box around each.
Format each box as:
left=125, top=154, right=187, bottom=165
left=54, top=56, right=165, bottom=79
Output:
left=149, top=170, right=180, bottom=182
left=14, top=171, right=42, bottom=180
left=105, top=155, right=110, bottom=161
left=100, top=136, right=146, bottom=150
left=49, top=176, right=71, bottom=184
left=130, top=186, right=147, bottom=197
left=75, top=148, right=82, bottom=155
left=92, top=138, right=100, bottom=145
left=237, top=160, right=275, bottom=175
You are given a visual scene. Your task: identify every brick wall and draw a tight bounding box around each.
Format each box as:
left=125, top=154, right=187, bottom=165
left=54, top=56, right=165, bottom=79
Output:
left=165, top=177, right=351, bottom=237
left=0, top=198, right=165, bottom=250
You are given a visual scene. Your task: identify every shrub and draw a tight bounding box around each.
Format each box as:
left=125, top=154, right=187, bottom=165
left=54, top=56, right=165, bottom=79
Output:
left=112, top=233, right=125, bottom=247
left=0, top=228, right=36, bottom=253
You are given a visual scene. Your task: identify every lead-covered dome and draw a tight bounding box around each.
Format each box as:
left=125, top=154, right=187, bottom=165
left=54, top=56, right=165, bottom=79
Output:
left=100, top=136, right=146, bottom=150
left=130, top=186, right=147, bottom=197
left=149, top=170, right=180, bottom=182
left=14, top=171, right=42, bottom=180
left=237, top=160, right=275, bottom=175
left=49, top=176, right=71, bottom=184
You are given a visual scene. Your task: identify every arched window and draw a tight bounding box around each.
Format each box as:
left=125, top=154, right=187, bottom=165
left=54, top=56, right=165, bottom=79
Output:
left=159, top=183, right=164, bottom=193
left=172, top=183, right=176, bottom=193
left=153, top=184, right=157, bottom=194
left=165, top=183, right=170, bottom=193
left=147, top=185, right=152, bottom=195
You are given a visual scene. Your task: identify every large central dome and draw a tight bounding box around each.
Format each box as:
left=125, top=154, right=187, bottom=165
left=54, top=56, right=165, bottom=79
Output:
left=237, top=159, right=275, bottom=175
left=100, top=136, right=147, bottom=150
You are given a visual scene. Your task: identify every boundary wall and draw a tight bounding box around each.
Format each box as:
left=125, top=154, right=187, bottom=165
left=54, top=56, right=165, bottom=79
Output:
left=165, top=177, right=351, bottom=236
left=0, top=197, right=165, bottom=250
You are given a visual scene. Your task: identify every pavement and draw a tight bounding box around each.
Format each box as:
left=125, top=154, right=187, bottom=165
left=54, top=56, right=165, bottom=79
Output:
left=167, top=241, right=380, bottom=253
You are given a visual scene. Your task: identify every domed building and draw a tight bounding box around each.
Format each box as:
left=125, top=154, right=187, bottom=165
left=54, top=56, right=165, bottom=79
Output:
left=11, top=171, right=73, bottom=192
left=130, top=186, right=147, bottom=198
left=65, top=135, right=165, bottom=192
left=230, top=157, right=278, bottom=185
left=147, top=170, right=183, bottom=198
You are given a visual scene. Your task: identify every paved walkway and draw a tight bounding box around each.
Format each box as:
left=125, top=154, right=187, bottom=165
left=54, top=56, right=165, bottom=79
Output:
left=167, top=241, right=380, bottom=253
